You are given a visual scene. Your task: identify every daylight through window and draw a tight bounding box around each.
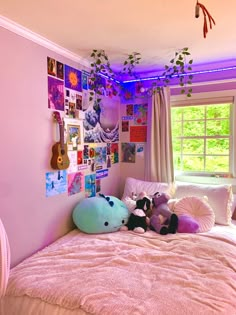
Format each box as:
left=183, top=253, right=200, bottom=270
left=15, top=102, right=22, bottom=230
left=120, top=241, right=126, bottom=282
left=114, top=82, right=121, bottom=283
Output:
left=171, top=103, right=232, bottom=175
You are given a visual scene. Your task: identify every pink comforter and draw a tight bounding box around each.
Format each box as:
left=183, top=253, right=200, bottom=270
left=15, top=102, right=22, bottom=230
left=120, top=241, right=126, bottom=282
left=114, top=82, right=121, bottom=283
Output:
left=6, top=229, right=236, bottom=315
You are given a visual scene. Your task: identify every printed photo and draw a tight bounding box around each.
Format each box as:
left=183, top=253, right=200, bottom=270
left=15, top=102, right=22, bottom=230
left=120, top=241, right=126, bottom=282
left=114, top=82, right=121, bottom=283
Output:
left=65, top=65, right=82, bottom=92
left=67, top=124, right=80, bottom=150
left=126, top=104, right=134, bottom=116
left=48, top=76, right=64, bottom=111
left=76, top=94, right=82, bottom=110
left=68, top=172, right=83, bottom=196
left=85, top=174, right=96, bottom=198
left=47, top=57, right=56, bottom=76
left=134, top=104, right=148, bottom=125
left=82, top=71, right=89, bottom=90
left=56, top=61, right=64, bottom=80
left=121, top=142, right=136, bottom=163
left=122, top=121, right=129, bottom=132
left=46, top=170, right=67, bottom=197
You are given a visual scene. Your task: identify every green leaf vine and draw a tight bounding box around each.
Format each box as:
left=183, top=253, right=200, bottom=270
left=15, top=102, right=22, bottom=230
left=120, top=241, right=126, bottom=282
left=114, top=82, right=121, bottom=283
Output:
left=89, top=48, right=194, bottom=106
left=161, top=47, right=193, bottom=97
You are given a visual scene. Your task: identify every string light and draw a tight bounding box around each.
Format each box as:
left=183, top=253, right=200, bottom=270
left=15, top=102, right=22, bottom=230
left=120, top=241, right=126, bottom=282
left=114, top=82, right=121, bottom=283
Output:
left=122, top=66, right=236, bottom=84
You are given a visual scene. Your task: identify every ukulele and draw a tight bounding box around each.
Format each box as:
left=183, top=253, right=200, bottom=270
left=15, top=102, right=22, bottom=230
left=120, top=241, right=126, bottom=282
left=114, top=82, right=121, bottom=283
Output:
left=50, top=111, right=70, bottom=170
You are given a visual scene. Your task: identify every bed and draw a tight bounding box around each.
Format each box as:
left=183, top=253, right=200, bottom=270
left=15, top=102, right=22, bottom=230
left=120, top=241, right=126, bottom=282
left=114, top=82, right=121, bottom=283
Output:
left=1, top=178, right=236, bottom=315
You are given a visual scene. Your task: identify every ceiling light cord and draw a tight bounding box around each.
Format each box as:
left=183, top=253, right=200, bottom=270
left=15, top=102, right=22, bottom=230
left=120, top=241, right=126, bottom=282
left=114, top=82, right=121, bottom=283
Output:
left=195, top=1, right=216, bottom=38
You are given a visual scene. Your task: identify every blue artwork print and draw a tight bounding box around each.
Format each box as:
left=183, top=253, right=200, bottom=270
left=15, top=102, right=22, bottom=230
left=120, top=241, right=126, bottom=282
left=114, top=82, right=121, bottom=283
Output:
left=64, top=65, right=82, bottom=92
left=83, top=98, right=119, bottom=143
left=85, top=174, right=96, bottom=198
left=94, top=146, right=107, bottom=169
left=46, top=170, right=67, bottom=197
left=120, top=82, right=135, bottom=102
left=82, top=71, right=89, bottom=90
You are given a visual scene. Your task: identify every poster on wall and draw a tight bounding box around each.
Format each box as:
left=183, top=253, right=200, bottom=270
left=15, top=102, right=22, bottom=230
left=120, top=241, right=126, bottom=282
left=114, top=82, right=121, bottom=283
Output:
left=136, top=143, right=145, bottom=157
left=107, top=143, right=111, bottom=155
left=134, top=104, right=148, bottom=125
left=48, top=76, right=64, bottom=111
left=83, top=96, right=119, bottom=143
left=64, top=65, right=82, bottom=92
left=45, top=170, right=67, bottom=197
left=120, top=83, right=135, bottom=102
left=67, top=151, right=78, bottom=173
left=47, top=57, right=56, bottom=76
left=130, top=125, right=147, bottom=142
left=94, top=146, right=107, bottom=170
left=107, top=155, right=111, bottom=168
left=121, top=143, right=136, bottom=163
left=56, top=61, right=64, bottom=80
left=122, top=121, right=129, bottom=132
left=82, top=90, right=93, bottom=112
left=67, top=124, right=81, bottom=150
left=85, top=174, right=96, bottom=198
left=68, top=172, right=84, bottom=196
left=64, top=89, right=82, bottom=118
left=96, top=179, right=101, bottom=193
left=126, top=104, right=134, bottom=116
left=82, top=70, right=90, bottom=90
left=111, top=143, right=119, bottom=164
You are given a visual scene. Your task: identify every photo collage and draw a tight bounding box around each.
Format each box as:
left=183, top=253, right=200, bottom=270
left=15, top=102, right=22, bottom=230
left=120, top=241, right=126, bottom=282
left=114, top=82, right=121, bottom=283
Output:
left=46, top=57, right=119, bottom=198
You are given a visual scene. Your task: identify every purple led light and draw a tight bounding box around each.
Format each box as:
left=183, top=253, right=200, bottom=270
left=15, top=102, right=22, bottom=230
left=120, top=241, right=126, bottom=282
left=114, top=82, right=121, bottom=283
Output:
left=98, top=66, right=236, bottom=85
left=122, top=66, right=236, bottom=84
left=98, top=72, right=121, bottom=84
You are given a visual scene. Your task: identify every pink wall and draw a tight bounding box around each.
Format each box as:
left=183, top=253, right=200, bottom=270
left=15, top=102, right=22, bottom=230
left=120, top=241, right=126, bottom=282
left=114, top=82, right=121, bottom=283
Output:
left=0, top=27, right=121, bottom=267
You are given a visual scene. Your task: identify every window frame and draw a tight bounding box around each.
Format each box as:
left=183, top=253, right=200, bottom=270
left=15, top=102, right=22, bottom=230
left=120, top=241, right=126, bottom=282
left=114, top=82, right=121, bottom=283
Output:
left=171, top=89, right=236, bottom=178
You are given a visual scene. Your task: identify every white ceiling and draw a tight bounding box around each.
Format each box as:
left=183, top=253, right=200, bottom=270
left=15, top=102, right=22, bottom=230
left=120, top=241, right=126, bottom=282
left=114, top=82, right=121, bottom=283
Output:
left=1, top=0, right=236, bottom=74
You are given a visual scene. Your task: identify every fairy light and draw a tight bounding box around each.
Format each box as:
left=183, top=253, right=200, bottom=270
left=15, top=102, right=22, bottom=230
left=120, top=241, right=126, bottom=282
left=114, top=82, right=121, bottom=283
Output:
left=122, top=66, right=236, bottom=84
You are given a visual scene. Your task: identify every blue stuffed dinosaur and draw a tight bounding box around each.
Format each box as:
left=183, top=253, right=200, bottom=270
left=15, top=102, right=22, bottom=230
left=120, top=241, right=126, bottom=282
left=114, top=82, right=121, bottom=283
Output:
left=73, top=194, right=130, bottom=234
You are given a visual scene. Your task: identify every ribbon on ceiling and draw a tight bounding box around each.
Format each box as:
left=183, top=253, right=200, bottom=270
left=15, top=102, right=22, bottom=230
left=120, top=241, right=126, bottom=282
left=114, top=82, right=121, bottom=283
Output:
left=195, top=1, right=216, bottom=38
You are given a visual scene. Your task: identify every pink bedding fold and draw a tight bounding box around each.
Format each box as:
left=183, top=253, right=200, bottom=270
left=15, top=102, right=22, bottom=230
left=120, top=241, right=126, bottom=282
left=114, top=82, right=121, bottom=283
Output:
left=6, top=230, right=236, bottom=315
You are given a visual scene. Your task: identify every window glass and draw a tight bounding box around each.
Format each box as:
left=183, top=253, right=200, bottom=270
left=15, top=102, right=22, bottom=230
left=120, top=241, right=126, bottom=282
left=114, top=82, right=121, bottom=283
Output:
left=171, top=103, right=231, bottom=175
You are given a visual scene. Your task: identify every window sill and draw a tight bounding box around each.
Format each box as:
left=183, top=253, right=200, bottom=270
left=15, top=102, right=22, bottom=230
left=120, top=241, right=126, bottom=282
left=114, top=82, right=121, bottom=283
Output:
left=175, top=174, right=236, bottom=193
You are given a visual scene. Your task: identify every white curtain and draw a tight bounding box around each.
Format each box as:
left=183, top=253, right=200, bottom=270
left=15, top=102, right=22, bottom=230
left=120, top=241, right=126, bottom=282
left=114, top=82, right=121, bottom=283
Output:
left=144, top=86, right=174, bottom=183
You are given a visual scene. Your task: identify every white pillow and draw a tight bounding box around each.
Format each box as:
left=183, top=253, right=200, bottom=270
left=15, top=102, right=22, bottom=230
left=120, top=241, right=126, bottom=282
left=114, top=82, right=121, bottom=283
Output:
left=231, top=194, right=236, bottom=217
left=174, top=196, right=215, bottom=233
left=122, top=177, right=175, bottom=200
left=175, top=182, right=233, bottom=225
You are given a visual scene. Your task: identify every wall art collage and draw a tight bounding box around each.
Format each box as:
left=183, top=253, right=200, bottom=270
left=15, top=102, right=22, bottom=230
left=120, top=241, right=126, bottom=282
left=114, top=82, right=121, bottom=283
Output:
left=121, top=103, right=147, bottom=163
left=46, top=57, right=119, bottom=197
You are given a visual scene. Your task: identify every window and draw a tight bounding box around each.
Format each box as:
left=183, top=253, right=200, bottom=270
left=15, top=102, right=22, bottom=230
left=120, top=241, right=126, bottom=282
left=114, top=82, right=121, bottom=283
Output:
left=171, top=102, right=232, bottom=175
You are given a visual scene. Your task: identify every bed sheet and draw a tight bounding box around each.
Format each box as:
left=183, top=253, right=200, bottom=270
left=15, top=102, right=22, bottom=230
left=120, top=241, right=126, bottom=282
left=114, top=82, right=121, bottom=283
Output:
left=2, top=224, right=236, bottom=315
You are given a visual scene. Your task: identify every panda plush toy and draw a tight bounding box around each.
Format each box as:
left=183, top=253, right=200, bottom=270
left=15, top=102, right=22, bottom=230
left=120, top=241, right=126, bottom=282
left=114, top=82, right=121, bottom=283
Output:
left=124, top=192, right=151, bottom=234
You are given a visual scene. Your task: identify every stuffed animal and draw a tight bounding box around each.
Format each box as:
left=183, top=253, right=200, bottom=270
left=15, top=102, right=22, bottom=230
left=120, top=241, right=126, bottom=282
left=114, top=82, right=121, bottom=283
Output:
left=135, top=192, right=152, bottom=218
left=177, top=214, right=199, bottom=233
left=73, top=194, right=130, bottom=234
left=124, top=192, right=151, bottom=234
left=167, top=198, right=200, bottom=233
left=150, top=192, right=179, bottom=235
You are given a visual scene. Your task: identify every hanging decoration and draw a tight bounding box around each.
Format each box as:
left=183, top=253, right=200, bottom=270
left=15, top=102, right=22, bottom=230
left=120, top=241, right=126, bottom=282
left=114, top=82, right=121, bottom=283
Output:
left=195, top=1, right=216, bottom=38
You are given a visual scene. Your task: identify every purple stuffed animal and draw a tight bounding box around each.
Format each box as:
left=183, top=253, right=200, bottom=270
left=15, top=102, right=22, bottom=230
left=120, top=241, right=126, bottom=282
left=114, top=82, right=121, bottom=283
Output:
left=150, top=192, right=178, bottom=235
